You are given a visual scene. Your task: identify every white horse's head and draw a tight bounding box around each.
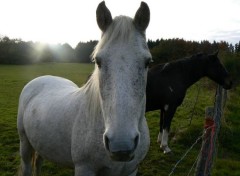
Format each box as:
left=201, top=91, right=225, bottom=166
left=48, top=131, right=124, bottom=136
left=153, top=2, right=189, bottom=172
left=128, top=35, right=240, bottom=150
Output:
left=93, top=1, right=151, bottom=161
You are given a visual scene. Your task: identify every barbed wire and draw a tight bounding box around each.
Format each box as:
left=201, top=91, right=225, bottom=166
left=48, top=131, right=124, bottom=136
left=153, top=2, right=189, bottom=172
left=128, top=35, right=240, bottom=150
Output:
left=169, top=86, right=227, bottom=176
left=187, top=152, right=201, bottom=176
left=168, top=132, right=204, bottom=176
left=188, top=83, right=201, bottom=126
left=168, top=124, right=215, bottom=176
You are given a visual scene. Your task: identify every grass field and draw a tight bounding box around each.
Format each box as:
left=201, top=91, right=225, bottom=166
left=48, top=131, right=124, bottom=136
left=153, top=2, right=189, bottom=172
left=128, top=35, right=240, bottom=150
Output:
left=0, top=63, right=239, bottom=176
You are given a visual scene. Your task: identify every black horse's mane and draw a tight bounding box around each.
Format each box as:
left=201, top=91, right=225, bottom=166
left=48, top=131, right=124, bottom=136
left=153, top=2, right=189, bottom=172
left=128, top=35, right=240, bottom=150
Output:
left=149, top=53, right=207, bottom=73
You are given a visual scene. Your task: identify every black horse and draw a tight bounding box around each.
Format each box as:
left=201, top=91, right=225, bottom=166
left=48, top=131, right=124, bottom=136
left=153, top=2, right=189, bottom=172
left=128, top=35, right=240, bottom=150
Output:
left=146, top=51, right=232, bottom=153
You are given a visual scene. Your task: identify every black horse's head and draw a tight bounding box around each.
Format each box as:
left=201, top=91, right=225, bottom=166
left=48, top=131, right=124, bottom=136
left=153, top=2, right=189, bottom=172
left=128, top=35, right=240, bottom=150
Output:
left=205, top=51, right=232, bottom=89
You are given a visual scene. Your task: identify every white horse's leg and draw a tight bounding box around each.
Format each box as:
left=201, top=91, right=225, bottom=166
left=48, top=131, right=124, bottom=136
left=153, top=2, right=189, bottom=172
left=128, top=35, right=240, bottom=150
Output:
left=19, top=135, right=34, bottom=176
left=75, top=166, right=96, bottom=176
left=34, top=153, right=43, bottom=176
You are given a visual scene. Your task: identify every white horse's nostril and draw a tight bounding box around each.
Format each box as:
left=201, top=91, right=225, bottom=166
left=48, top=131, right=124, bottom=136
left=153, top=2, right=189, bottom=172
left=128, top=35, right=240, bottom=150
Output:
left=104, top=134, right=110, bottom=152
left=134, top=134, right=139, bottom=150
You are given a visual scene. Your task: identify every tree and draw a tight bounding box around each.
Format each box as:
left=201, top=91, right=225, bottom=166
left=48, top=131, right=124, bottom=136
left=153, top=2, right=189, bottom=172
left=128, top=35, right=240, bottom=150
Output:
left=75, top=40, right=97, bottom=63
left=235, top=41, right=240, bottom=53
left=0, top=36, right=33, bottom=64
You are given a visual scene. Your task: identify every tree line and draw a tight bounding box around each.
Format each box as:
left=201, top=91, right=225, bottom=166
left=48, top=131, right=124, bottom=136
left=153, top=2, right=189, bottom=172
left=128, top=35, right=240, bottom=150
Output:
left=148, top=38, right=240, bottom=63
left=1, top=35, right=239, bottom=83
left=0, top=36, right=97, bottom=64
left=0, top=35, right=240, bottom=65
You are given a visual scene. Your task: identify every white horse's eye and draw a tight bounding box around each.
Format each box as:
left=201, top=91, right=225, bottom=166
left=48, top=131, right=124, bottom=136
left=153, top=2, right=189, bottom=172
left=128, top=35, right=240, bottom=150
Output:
left=95, top=57, right=102, bottom=68
left=145, top=58, right=153, bottom=68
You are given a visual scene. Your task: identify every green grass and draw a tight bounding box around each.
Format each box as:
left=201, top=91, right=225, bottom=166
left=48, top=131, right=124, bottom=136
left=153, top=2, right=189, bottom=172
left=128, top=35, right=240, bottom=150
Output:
left=0, top=63, right=239, bottom=176
left=0, top=63, right=92, bottom=176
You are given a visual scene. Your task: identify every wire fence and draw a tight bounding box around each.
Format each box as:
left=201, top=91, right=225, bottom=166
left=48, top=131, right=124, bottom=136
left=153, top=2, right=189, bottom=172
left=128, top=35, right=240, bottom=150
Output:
left=168, top=85, right=227, bottom=176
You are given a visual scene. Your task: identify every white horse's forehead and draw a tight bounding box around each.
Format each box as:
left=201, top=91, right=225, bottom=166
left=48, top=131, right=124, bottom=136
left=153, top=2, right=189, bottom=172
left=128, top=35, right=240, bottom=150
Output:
left=96, top=41, right=151, bottom=61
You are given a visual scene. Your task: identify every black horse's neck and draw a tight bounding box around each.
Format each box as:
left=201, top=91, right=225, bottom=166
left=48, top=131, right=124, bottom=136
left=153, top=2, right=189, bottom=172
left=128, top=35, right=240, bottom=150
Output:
left=174, top=55, right=207, bottom=89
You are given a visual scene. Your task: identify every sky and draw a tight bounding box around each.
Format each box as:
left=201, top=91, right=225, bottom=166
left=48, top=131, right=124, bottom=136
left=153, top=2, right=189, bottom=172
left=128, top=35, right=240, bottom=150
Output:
left=1, top=0, right=240, bottom=48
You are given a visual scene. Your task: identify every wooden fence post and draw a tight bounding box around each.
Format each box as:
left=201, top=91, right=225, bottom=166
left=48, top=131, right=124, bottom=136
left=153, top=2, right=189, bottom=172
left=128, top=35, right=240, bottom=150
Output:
left=195, top=107, right=214, bottom=176
left=195, top=86, right=226, bottom=176
left=204, top=86, right=225, bottom=175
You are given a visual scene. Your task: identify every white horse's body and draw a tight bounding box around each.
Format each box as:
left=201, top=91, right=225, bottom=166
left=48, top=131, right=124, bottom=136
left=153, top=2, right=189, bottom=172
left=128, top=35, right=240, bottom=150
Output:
left=18, top=1, right=151, bottom=176
left=18, top=75, right=149, bottom=175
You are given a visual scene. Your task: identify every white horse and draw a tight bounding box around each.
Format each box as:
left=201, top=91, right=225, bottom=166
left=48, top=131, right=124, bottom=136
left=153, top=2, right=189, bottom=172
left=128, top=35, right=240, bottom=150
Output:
left=17, top=1, right=152, bottom=176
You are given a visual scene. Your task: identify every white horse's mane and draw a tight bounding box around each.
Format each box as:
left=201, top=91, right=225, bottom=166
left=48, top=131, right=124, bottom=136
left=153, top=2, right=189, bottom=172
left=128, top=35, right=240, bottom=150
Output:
left=81, top=69, right=101, bottom=118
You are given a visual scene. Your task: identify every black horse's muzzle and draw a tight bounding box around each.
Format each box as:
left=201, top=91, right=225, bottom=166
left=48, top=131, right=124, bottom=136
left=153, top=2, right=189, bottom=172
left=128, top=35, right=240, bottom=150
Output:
left=223, top=76, right=233, bottom=89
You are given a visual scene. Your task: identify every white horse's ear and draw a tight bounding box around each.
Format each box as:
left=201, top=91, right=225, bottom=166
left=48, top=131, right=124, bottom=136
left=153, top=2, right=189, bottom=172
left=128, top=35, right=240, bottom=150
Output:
left=134, top=2, right=150, bottom=32
left=96, top=1, right=113, bottom=32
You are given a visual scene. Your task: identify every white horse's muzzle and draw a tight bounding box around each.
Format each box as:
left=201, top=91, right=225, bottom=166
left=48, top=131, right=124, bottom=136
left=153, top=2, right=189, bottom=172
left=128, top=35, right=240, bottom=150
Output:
left=103, top=133, right=139, bottom=162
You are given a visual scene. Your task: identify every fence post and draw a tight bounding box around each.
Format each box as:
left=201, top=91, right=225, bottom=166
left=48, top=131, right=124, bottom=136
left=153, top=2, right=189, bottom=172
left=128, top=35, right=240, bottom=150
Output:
left=195, top=107, right=214, bottom=176
left=204, top=86, right=225, bottom=175
left=195, top=86, right=226, bottom=176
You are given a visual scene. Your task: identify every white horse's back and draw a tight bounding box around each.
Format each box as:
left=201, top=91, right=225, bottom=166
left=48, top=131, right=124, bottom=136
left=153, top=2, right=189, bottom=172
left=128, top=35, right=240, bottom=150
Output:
left=18, top=76, right=80, bottom=166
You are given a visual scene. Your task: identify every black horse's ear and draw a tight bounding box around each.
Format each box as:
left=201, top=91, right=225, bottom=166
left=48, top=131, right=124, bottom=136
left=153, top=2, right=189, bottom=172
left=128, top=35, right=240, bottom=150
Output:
left=134, top=2, right=150, bottom=32
left=96, top=1, right=113, bottom=32
left=209, top=50, right=219, bottom=62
